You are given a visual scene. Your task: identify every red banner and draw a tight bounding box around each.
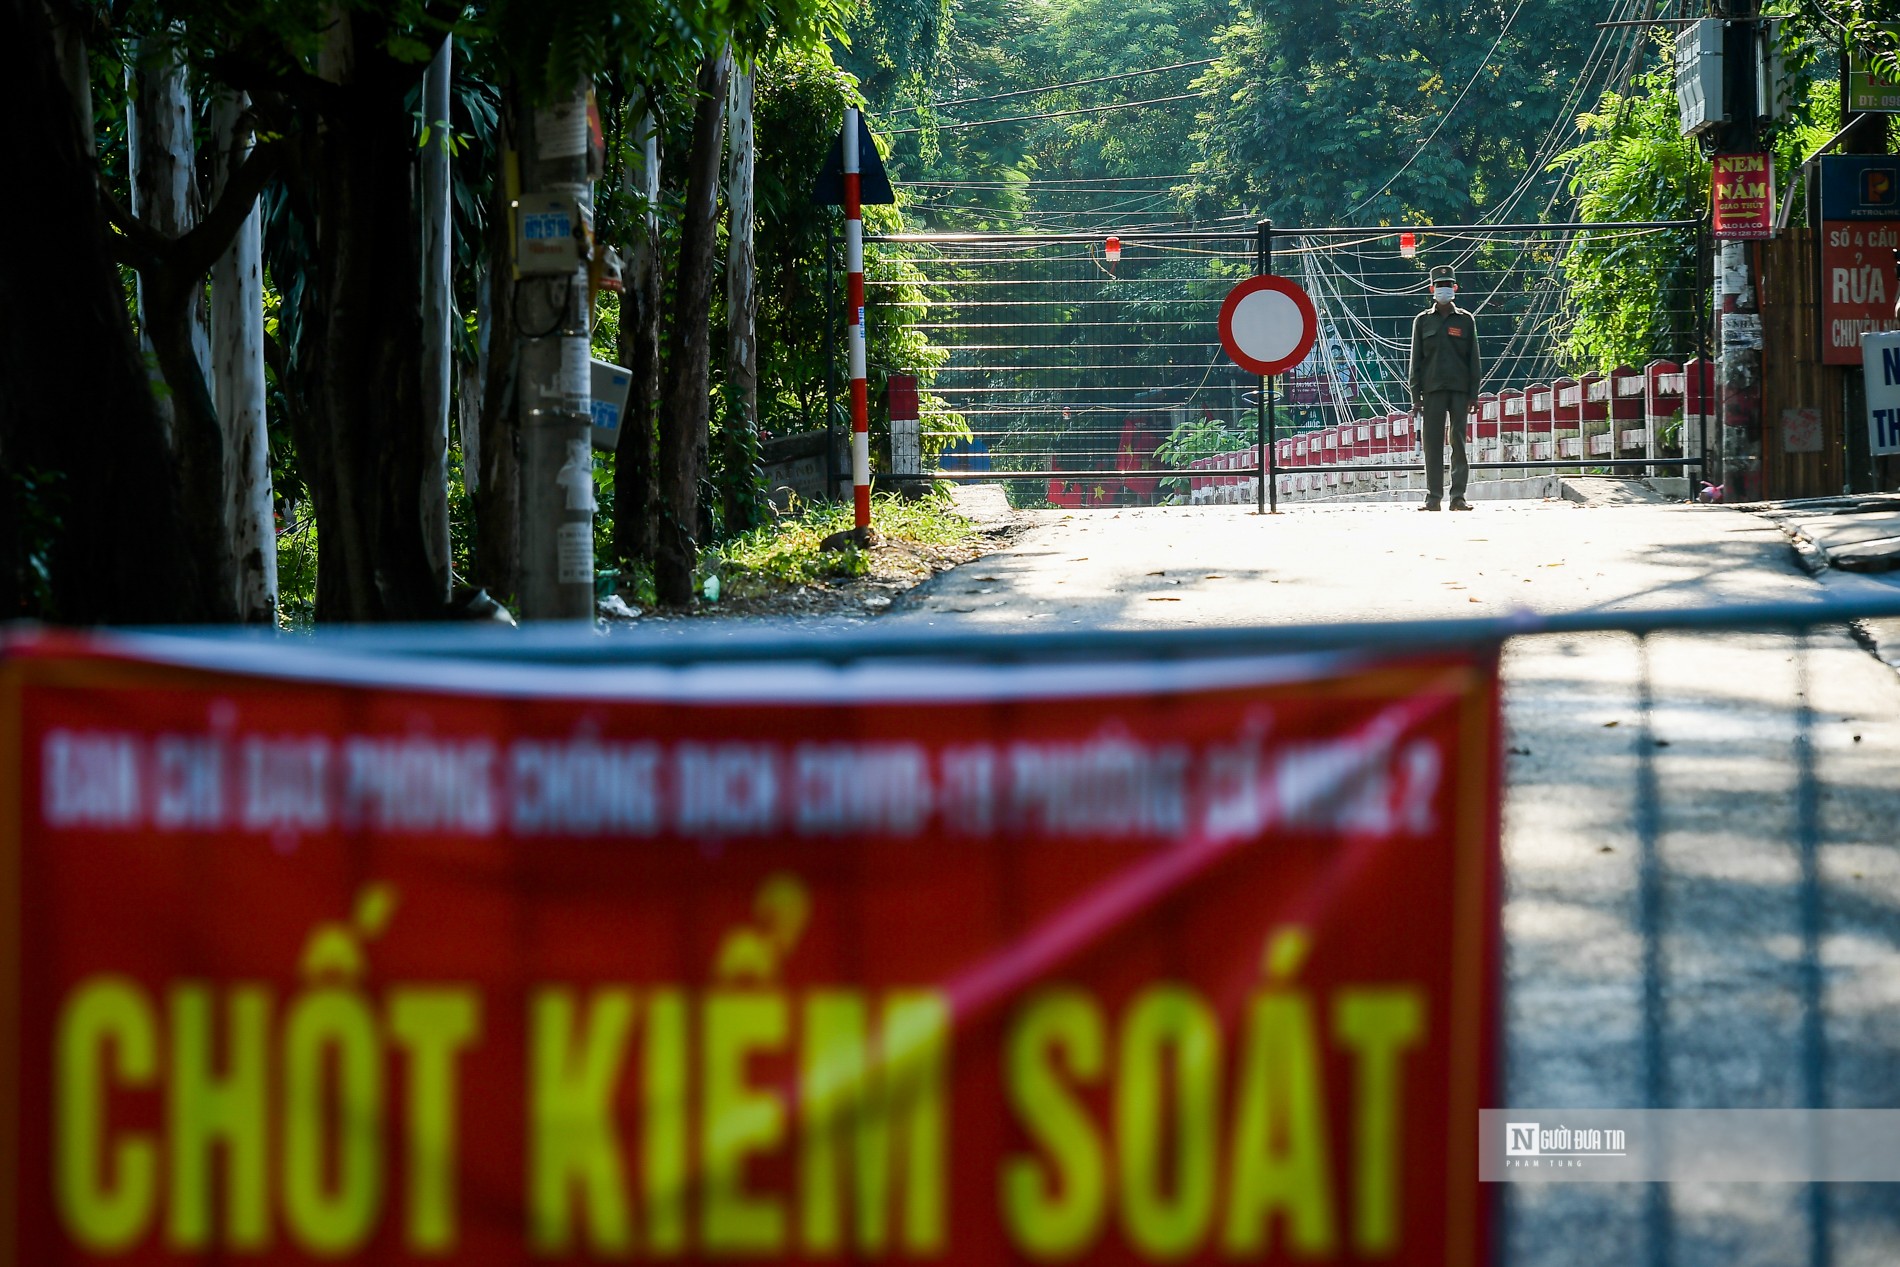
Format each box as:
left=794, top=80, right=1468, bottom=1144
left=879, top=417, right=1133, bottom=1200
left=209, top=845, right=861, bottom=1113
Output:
left=0, top=632, right=1501, bottom=1265
left=1712, top=153, right=1774, bottom=241
left=1821, top=219, right=1900, bottom=365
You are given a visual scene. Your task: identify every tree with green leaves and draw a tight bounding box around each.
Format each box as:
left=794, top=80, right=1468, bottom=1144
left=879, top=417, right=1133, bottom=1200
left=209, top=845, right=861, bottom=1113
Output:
left=1193, top=0, right=1596, bottom=228
left=1550, top=29, right=1841, bottom=372
left=5, top=0, right=869, bottom=625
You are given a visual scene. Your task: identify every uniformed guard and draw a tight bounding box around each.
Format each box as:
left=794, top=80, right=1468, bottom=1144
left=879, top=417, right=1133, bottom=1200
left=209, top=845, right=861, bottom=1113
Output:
left=1408, top=264, right=1482, bottom=511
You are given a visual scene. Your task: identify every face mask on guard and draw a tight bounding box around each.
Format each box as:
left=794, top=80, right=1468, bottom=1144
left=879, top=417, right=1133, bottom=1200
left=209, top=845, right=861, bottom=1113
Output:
left=1433, top=285, right=1456, bottom=304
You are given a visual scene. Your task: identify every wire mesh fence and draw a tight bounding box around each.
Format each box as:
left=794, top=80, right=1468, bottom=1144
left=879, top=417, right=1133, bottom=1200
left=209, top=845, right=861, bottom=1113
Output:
left=867, top=221, right=1708, bottom=507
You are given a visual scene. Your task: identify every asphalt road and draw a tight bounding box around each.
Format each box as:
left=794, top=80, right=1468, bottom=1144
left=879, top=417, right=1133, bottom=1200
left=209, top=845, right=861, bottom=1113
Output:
left=893, top=496, right=1900, bottom=1266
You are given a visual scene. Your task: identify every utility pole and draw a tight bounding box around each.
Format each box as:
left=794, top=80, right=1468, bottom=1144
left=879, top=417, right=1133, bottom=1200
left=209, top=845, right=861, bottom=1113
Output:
left=1714, top=0, right=1766, bottom=503
left=515, top=85, right=598, bottom=620
left=844, top=107, right=871, bottom=534
left=1257, top=219, right=1276, bottom=515
left=1841, top=14, right=1889, bottom=493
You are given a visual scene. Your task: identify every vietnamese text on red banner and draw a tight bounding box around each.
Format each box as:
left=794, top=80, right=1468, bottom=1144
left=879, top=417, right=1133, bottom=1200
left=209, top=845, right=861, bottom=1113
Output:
left=1, top=643, right=1501, bottom=1265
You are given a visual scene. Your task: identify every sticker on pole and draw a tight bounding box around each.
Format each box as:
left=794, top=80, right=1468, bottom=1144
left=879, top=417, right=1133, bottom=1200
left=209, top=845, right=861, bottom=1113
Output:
left=1218, top=274, right=1320, bottom=377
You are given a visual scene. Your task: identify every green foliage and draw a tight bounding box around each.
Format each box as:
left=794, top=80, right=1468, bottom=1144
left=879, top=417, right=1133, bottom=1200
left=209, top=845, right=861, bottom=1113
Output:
left=275, top=509, right=317, bottom=631
left=1549, top=42, right=1839, bottom=372
left=1154, top=412, right=1252, bottom=502
left=752, top=46, right=860, bottom=439
left=1776, top=0, right=1900, bottom=83
left=702, top=487, right=976, bottom=596
left=484, top=0, right=855, bottom=106
left=708, top=504, right=873, bottom=588
left=1193, top=0, right=1595, bottom=227
left=1547, top=62, right=1704, bottom=371
left=742, top=47, right=964, bottom=469
left=877, top=0, right=1216, bottom=229
left=835, top=0, right=954, bottom=109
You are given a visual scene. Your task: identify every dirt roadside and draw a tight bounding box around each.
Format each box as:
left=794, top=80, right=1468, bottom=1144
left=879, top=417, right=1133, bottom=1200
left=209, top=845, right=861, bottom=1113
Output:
left=632, top=484, right=1031, bottom=624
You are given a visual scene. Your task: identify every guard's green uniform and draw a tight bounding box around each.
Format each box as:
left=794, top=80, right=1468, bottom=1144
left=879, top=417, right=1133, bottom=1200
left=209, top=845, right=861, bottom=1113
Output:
left=1409, top=305, right=1482, bottom=505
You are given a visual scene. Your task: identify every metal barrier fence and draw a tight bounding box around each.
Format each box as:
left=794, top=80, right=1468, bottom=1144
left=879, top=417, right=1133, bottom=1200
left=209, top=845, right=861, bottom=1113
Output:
left=246, top=589, right=1900, bottom=1266
left=864, top=220, right=1706, bottom=511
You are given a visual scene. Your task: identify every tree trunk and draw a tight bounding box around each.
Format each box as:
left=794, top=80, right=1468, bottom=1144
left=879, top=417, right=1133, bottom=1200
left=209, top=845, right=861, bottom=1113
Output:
left=473, top=113, right=522, bottom=602
left=656, top=51, right=731, bottom=605
left=288, top=9, right=441, bottom=621
left=722, top=62, right=759, bottom=535
left=127, top=38, right=240, bottom=621
left=0, top=0, right=208, bottom=622
left=514, top=82, right=597, bottom=621
left=419, top=37, right=454, bottom=601
left=128, top=36, right=209, bottom=446
left=612, top=108, right=661, bottom=569
left=44, top=0, right=91, bottom=154
left=210, top=91, right=278, bottom=626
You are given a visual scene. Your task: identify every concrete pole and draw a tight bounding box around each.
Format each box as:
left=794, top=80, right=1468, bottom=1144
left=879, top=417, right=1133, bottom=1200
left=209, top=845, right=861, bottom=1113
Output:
left=517, top=84, right=597, bottom=620
left=419, top=38, right=455, bottom=602
left=1716, top=0, right=1765, bottom=503
left=844, top=108, right=871, bottom=530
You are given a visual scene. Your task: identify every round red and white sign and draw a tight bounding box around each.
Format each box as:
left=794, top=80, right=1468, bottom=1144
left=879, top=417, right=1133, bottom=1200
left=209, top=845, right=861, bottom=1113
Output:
left=1217, top=274, right=1319, bottom=377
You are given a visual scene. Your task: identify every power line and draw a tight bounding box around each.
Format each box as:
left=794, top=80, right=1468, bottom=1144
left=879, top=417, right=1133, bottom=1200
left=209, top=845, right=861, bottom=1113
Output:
left=1481, top=0, right=1647, bottom=225
left=886, top=92, right=1202, bottom=136
left=900, top=186, right=1186, bottom=198
left=886, top=60, right=1217, bottom=116
left=896, top=175, right=1197, bottom=186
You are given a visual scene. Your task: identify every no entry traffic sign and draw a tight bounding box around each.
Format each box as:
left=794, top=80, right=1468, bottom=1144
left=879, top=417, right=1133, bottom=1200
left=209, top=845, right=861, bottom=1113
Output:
left=1218, top=274, right=1319, bottom=377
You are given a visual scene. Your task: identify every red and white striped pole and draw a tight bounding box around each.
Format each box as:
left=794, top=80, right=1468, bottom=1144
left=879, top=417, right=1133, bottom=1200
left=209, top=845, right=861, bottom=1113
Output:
left=844, top=108, right=871, bottom=530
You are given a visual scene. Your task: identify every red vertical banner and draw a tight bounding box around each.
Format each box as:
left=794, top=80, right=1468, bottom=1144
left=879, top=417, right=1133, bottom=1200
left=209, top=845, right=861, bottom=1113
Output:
left=1818, top=155, right=1900, bottom=364
left=1712, top=153, right=1774, bottom=241
left=1, top=632, right=1501, bottom=1265
left=1820, top=220, right=1900, bottom=364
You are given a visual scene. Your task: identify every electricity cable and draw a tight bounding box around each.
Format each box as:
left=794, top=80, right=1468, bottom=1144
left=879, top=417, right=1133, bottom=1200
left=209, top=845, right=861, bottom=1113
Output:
left=1478, top=0, right=1642, bottom=223
left=886, top=91, right=1202, bottom=136
left=897, top=175, right=1199, bottom=186
left=887, top=60, right=1217, bottom=115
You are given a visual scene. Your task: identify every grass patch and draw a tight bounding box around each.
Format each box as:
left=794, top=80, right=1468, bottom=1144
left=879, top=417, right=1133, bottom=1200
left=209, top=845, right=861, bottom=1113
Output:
left=704, top=487, right=979, bottom=600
